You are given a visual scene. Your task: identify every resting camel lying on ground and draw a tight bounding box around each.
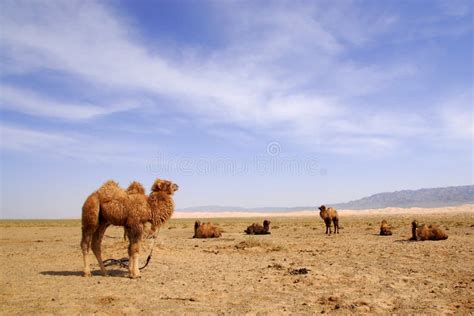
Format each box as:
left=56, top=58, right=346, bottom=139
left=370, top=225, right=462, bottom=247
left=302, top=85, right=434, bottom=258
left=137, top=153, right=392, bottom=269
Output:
left=410, top=220, right=448, bottom=241
left=244, top=220, right=271, bottom=235
left=193, top=220, right=222, bottom=238
left=380, top=219, right=392, bottom=236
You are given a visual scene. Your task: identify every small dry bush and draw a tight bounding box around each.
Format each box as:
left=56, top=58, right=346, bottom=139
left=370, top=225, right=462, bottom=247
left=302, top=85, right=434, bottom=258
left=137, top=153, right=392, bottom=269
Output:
left=234, top=238, right=285, bottom=252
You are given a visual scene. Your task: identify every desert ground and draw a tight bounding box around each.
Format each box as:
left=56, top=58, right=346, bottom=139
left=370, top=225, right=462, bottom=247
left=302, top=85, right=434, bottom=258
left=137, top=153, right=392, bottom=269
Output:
left=1, top=205, right=473, bottom=314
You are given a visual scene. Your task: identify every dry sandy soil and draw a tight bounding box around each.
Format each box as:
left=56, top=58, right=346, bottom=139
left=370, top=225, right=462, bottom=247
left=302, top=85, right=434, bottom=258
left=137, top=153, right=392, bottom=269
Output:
left=1, top=205, right=473, bottom=314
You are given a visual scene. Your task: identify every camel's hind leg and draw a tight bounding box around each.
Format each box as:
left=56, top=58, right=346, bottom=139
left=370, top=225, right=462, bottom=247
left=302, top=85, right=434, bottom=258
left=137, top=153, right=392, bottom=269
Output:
left=126, top=225, right=144, bottom=279
left=81, top=192, right=100, bottom=277
left=91, top=223, right=109, bottom=276
left=325, top=218, right=332, bottom=235
left=81, top=229, right=93, bottom=277
left=333, top=218, right=339, bottom=234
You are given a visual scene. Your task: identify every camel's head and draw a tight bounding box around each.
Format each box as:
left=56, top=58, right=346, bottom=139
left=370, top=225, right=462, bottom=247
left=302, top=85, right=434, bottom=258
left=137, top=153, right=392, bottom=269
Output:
left=410, top=220, right=419, bottom=240
left=319, top=205, right=327, bottom=212
left=151, top=179, right=179, bottom=195
left=263, top=220, right=271, bottom=227
left=194, top=220, right=201, bottom=230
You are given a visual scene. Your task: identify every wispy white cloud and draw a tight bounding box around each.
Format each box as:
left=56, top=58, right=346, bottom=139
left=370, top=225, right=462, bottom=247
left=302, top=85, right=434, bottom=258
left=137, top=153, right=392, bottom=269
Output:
left=0, top=0, right=470, bottom=156
left=437, top=0, right=472, bottom=17
left=437, top=92, right=473, bottom=140
left=0, top=85, right=138, bottom=120
left=0, top=123, right=147, bottom=163
left=0, top=124, right=74, bottom=152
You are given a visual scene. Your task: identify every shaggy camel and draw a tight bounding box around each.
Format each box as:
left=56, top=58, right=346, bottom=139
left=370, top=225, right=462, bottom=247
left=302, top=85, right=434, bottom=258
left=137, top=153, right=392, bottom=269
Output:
left=244, top=220, right=271, bottom=235
left=81, top=178, right=178, bottom=278
left=410, top=220, right=448, bottom=241
left=319, top=205, right=339, bottom=234
left=193, top=220, right=222, bottom=238
left=379, top=219, right=393, bottom=236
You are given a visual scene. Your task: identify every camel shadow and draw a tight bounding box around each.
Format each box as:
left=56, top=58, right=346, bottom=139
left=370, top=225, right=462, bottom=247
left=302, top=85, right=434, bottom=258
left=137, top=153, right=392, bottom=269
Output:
left=393, top=239, right=416, bottom=244
left=40, top=269, right=127, bottom=277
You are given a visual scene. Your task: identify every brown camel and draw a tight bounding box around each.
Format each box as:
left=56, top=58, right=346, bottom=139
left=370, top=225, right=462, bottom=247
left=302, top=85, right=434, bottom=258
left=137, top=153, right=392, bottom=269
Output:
left=379, top=219, right=392, bottom=236
left=244, top=220, right=271, bottom=235
left=81, top=178, right=178, bottom=278
left=193, top=220, right=222, bottom=238
left=319, top=205, right=339, bottom=234
left=410, top=220, right=448, bottom=241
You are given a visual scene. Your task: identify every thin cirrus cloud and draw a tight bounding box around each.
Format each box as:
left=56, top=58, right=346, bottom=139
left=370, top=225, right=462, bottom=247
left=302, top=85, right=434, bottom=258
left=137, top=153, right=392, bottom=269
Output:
left=0, top=124, right=74, bottom=152
left=0, top=85, right=138, bottom=121
left=0, top=0, right=471, bottom=157
left=0, top=123, right=148, bottom=163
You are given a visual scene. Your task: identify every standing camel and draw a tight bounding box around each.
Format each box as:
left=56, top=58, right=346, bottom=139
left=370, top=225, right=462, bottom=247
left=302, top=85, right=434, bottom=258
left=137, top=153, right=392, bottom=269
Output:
left=319, top=205, right=339, bottom=234
left=80, top=178, right=178, bottom=278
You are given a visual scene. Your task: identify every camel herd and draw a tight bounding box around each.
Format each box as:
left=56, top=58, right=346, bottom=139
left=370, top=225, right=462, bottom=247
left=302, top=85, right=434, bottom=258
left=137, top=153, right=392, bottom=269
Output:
left=81, top=180, right=449, bottom=278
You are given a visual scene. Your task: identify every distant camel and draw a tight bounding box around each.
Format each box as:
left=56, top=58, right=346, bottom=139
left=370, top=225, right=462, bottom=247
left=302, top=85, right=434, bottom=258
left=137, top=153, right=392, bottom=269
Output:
left=245, top=220, right=271, bottom=235
left=193, top=220, right=222, bottom=238
left=379, top=219, right=392, bottom=236
left=319, top=205, right=339, bottom=234
left=81, top=178, right=178, bottom=278
left=410, top=220, right=448, bottom=241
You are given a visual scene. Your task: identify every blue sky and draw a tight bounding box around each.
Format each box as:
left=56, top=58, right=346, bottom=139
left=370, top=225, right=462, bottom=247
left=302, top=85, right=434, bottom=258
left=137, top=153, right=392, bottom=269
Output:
left=0, top=0, right=472, bottom=218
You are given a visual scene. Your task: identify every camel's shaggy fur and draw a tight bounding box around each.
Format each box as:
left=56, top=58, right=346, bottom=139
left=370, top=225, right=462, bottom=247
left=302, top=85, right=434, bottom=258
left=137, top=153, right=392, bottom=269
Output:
left=410, top=220, right=448, bottom=241
left=319, top=205, right=339, bottom=234
left=81, top=178, right=178, bottom=278
left=244, top=220, right=271, bottom=235
left=123, top=182, right=147, bottom=240
left=126, top=181, right=146, bottom=195
left=379, top=219, right=392, bottom=236
left=193, top=220, right=222, bottom=238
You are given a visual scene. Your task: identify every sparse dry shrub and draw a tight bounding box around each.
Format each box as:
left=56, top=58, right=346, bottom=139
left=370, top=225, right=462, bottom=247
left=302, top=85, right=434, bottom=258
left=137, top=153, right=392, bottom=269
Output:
left=234, top=238, right=284, bottom=252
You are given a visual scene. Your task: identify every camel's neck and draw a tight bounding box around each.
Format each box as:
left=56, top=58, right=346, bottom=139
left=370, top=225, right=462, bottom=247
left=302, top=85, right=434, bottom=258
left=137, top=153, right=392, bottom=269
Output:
left=411, top=222, right=417, bottom=240
left=148, top=192, right=175, bottom=227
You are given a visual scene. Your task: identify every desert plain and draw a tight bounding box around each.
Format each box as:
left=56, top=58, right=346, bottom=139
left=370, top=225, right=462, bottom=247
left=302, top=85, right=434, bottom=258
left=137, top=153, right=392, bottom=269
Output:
left=1, top=205, right=473, bottom=314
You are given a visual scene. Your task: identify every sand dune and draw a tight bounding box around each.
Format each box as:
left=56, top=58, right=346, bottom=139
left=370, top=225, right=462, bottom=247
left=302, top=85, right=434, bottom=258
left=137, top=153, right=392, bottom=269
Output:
left=174, top=204, right=474, bottom=218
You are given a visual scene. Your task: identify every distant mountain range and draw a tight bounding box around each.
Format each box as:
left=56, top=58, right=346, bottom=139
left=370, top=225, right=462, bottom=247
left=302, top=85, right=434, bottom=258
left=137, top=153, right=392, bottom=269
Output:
left=178, top=185, right=474, bottom=212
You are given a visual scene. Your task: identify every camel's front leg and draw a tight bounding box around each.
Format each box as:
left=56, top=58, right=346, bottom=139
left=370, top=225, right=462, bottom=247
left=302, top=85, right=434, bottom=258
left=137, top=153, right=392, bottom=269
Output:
left=333, top=219, right=338, bottom=234
left=145, top=223, right=158, bottom=238
left=128, top=239, right=141, bottom=279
